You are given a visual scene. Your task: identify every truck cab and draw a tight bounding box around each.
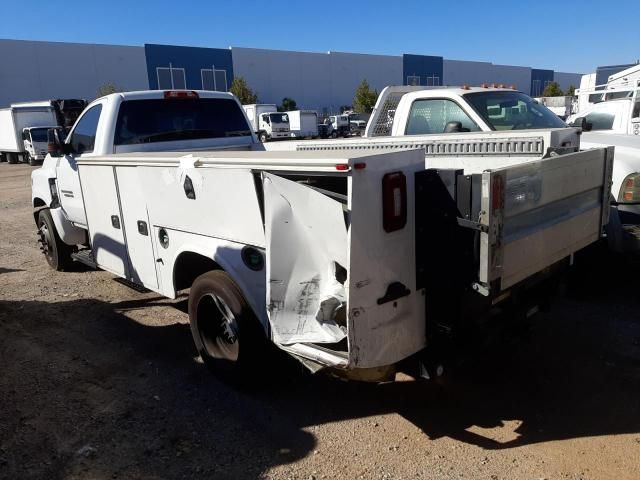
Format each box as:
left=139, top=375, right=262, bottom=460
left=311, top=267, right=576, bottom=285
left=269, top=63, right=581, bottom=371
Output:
left=31, top=89, right=259, bottom=269
left=242, top=104, right=291, bottom=142
left=368, top=86, right=570, bottom=138
left=22, top=126, right=58, bottom=164
left=258, top=112, right=290, bottom=141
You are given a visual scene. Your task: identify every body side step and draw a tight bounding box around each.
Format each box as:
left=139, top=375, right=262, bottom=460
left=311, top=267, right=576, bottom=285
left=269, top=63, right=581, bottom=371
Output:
left=71, top=249, right=97, bottom=269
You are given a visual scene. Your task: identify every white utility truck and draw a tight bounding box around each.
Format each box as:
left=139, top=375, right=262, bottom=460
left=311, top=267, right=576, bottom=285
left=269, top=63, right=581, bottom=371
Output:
left=32, top=89, right=613, bottom=383
left=242, top=104, right=290, bottom=142
left=0, top=102, right=58, bottom=164
left=287, top=110, right=318, bottom=138
left=566, top=82, right=640, bottom=252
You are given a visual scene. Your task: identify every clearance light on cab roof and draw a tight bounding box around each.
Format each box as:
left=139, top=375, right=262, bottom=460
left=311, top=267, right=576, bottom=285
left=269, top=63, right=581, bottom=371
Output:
left=335, top=163, right=366, bottom=171
left=164, top=90, right=199, bottom=99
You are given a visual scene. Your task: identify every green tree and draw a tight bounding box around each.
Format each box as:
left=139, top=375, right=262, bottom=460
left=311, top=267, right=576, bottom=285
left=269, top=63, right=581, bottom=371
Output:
left=541, top=81, right=564, bottom=97
left=229, top=76, right=258, bottom=104
left=565, top=85, right=576, bottom=97
left=96, top=82, right=122, bottom=97
left=353, top=79, right=378, bottom=114
left=279, top=97, right=297, bottom=112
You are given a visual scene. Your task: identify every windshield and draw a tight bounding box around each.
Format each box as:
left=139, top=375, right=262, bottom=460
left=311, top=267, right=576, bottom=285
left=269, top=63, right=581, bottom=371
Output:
left=29, top=128, right=49, bottom=142
left=114, top=98, right=252, bottom=145
left=464, top=91, right=566, bottom=130
left=269, top=113, right=289, bottom=123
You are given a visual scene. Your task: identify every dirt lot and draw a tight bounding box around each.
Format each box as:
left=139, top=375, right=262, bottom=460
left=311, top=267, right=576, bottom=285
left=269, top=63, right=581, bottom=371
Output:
left=1, top=162, right=639, bottom=480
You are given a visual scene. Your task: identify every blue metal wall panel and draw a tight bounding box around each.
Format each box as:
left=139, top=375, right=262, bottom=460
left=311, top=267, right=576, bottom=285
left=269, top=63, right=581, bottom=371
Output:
left=402, top=54, right=444, bottom=86
left=530, top=68, right=554, bottom=96
left=144, top=44, right=234, bottom=90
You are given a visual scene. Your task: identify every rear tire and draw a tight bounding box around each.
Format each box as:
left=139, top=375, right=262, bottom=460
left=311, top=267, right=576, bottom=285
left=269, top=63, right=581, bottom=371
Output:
left=188, top=270, right=268, bottom=386
left=37, top=209, right=73, bottom=271
left=7, top=153, right=18, bottom=164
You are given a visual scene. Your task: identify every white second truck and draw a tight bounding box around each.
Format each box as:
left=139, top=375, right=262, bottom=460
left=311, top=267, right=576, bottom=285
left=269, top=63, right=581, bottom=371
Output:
left=31, top=88, right=613, bottom=384
left=242, top=104, right=291, bottom=142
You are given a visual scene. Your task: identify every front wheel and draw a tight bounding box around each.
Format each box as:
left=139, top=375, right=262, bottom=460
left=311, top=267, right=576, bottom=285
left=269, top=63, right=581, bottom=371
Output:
left=259, top=132, right=268, bottom=143
left=25, top=152, right=38, bottom=166
left=188, top=270, right=268, bottom=385
left=37, top=209, right=73, bottom=271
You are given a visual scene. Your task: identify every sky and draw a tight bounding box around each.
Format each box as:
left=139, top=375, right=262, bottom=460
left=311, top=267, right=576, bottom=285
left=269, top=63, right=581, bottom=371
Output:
left=1, top=0, right=637, bottom=73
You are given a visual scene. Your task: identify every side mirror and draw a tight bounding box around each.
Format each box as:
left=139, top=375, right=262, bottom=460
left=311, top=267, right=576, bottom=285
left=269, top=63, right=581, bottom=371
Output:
left=47, top=129, right=62, bottom=157
left=444, top=121, right=467, bottom=133
left=570, top=117, right=592, bottom=132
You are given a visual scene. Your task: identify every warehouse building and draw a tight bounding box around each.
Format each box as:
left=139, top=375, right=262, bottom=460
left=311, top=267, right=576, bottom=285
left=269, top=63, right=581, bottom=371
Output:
left=0, top=38, right=583, bottom=111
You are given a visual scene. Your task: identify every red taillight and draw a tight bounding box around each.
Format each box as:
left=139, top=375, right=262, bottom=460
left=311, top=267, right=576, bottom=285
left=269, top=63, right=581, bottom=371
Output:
left=382, top=172, right=407, bottom=233
left=335, top=163, right=349, bottom=171
left=354, top=162, right=367, bottom=170
left=164, top=90, right=199, bottom=99
left=492, top=174, right=505, bottom=211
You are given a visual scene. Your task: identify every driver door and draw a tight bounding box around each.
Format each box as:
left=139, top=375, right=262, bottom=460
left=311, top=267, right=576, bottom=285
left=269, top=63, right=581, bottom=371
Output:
left=56, top=103, right=105, bottom=228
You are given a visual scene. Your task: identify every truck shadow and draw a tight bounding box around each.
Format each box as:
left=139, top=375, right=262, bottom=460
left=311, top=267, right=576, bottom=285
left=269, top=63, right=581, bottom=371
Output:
left=1, top=251, right=638, bottom=478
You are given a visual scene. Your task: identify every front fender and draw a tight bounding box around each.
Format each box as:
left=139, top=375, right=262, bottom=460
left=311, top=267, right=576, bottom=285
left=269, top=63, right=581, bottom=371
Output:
left=49, top=207, right=86, bottom=246
left=31, top=158, right=57, bottom=208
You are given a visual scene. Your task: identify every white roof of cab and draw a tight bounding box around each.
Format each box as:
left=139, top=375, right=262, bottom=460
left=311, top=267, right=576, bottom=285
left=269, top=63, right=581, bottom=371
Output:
left=402, top=86, right=519, bottom=102
left=96, top=90, right=237, bottom=102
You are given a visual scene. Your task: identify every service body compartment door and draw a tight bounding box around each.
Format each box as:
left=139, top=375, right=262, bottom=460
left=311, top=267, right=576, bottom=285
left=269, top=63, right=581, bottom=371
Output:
left=115, top=166, right=159, bottom=290
left=480, top=147, right=614, bottom=291
left=79, top=165, right=128, bottom=277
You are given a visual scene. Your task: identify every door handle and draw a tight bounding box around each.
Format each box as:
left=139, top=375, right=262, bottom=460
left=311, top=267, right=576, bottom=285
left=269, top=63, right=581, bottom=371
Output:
left=111, top=215, right=121, bottom=229
left=137, top=220, right=148, bottom=236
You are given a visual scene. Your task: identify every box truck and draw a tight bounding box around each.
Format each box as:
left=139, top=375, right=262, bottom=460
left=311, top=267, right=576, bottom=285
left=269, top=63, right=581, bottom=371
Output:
left=287, top=110, right=318, bottom=138
left=0, top=102, right=58, bottom=164
left=242, top=104, right=290, bottom=142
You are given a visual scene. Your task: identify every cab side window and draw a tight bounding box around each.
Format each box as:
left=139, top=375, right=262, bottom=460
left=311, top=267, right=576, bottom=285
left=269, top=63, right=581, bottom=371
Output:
left=69, top=105, right=102, bottom=154
left=406, top=99, right=480, bottom=135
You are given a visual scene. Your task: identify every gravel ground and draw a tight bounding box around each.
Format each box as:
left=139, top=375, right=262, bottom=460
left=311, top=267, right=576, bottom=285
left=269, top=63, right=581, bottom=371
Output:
left=1, top=162, right=639, bottom=480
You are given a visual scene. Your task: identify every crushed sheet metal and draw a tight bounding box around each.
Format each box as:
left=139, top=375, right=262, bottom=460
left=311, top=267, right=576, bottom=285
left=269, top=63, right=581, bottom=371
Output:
left=263, top=173, right=348, bottom=345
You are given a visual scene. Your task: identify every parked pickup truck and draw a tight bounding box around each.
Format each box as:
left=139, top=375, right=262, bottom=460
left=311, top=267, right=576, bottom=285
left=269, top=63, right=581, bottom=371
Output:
left=271, top=85, right=638, bottom=253
left=32, top=88, right=613, bottom=384
left=566, top=87, right=640, bottom=252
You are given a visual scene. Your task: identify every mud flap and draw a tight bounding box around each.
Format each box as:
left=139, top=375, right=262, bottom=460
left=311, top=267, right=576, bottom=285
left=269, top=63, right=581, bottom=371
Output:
left=262, top=173, right=349, bottom=345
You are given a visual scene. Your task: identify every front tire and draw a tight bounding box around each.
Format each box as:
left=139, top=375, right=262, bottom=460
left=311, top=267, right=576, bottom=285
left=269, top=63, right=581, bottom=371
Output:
left=259, top=132, right=268, bottom=143
left=25, top=152, right=38, bottom=166
left=37, top=209, right=73, bottom=271
left=188, top=270, right=267, bottom=385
